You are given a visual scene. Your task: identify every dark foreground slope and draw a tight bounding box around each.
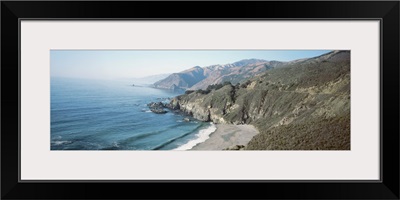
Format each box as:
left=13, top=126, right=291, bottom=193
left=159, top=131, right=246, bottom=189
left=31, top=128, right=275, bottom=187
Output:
left=168, top=50, right=350, bottom=150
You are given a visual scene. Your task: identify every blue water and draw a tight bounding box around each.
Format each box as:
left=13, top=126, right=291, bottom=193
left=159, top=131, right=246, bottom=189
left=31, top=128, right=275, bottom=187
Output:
left=50, top=77, right=215, bottom=150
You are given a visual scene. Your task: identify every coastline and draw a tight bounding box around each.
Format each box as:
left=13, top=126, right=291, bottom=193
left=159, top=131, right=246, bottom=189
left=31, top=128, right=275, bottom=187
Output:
left=190, top=124, right=259, bottom=150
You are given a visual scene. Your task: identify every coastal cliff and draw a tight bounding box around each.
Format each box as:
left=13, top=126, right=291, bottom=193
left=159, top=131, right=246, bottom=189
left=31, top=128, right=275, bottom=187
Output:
left=168, top=51, right=351, bottom=150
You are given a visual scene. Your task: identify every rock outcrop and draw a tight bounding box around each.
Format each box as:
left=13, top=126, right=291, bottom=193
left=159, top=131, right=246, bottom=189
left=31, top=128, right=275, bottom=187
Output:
left=147, top=102, right=168, bottom=114
left=223, top=145, right=245, bottom=150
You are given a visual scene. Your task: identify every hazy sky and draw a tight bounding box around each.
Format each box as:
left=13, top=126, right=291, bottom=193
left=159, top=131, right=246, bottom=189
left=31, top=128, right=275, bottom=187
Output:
left=51, top=50, right=331, bottom=80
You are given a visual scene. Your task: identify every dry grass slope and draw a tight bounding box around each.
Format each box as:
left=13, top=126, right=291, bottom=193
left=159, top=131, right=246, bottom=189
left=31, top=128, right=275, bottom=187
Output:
left=247, top=114, right=350, bottom=150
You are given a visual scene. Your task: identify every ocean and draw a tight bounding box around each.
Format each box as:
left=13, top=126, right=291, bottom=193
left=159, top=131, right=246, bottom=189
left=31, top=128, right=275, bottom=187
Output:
left=50, top=77, right=216, bottom=150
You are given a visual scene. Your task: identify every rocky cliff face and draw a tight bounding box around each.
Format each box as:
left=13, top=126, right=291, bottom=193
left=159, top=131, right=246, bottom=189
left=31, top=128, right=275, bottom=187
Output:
left=168, top=50, right=351, bottom=150
left=169, top=84, right=236, bottom=123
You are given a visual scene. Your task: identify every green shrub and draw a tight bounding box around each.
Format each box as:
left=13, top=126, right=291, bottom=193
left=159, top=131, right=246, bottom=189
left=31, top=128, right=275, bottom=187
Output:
left=196, top=89, right=210, bottom=94
left=185, top=90, right=194, bottom=94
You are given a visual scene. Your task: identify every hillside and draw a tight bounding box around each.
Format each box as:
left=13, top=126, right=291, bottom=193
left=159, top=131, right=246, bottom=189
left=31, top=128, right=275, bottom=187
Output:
left=189, top=60, right=284, bottom=90
left=167, top=50, right=351, bottom=150
left=153, top=59, right=284, bottom=91
left=153, top=66, right=206, bottom=91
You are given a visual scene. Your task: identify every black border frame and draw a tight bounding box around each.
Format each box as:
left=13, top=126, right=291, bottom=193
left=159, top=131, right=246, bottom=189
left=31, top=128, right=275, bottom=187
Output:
left=16, top=21, right=380, bottom=184
left=2, top=1, right=399, bottom=199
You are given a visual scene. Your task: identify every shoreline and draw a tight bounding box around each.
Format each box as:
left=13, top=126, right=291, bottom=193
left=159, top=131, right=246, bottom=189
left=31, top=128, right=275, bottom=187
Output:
left=190, top=124, right=259, bottom=150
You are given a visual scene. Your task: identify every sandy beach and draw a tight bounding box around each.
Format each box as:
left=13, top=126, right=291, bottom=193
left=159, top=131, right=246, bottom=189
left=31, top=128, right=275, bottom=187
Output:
left=190, top=124, right=259, bottom=150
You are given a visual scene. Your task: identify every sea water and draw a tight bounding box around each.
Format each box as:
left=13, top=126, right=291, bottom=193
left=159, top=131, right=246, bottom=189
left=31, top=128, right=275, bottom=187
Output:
left=50, top=77, right=215, bottom=150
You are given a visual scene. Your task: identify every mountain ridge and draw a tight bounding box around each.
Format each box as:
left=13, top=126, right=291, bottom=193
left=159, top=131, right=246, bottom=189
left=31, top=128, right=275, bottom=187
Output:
left=153, top=58, right=278, bottom=91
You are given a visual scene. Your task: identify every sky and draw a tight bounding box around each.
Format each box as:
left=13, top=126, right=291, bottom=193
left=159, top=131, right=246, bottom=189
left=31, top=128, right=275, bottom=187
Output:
left=50, top=50, right=332, bottom=80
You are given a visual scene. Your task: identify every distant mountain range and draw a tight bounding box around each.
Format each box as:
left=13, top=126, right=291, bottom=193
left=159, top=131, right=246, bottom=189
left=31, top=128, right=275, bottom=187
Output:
left=130, top=73, right=171, bottom=85
left=153, top=59, right=285, bottom=91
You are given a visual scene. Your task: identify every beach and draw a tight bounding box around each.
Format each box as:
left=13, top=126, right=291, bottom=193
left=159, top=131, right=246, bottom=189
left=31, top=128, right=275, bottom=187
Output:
left=190, top=124, right=259, bottom=150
